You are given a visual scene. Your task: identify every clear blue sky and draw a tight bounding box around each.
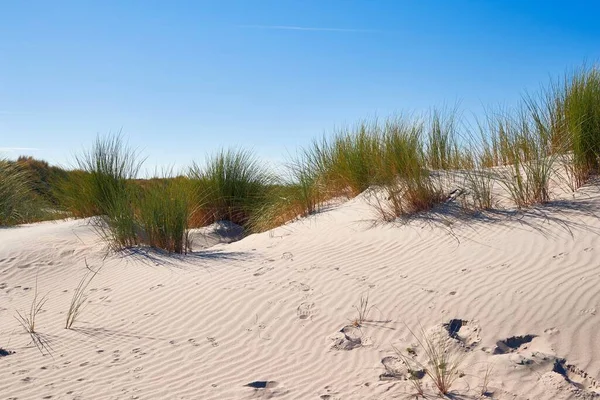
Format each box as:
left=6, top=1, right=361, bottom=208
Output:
left=1, top=0, right=599, bottom=174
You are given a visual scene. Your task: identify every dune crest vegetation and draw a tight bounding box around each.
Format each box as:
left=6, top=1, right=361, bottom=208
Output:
left=2, top=65, right=600, bottom=251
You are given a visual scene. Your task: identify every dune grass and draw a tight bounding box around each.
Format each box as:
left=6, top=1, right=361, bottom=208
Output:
left=61, top=135, right=194, bottom=253
left=15, top=270, right=53, bottom=356
left=9, top=64, right=600, bottom=238
left=483, top=105, right=559, bottom=208
left=248, top=153, right=323, bottom=232
left=189, top=148, right=276, bottom=228
left=371, top=117, right=446, bottom=220
left=425, top=107, right=470, bottom=170
left=65, top=260, right=101, bottom=329
left=139, top=175, right=195, bottom=253
left=394, top=325, right=466, bottom=397
left=0, top=158, right=53, bottom=225
left=0, top=158, right=33, bottom=225
left=303, top=121, right=384, bottom=198
left=66, top=134, right=143, bottom=249
left=555, top=66, right=600, bottom=188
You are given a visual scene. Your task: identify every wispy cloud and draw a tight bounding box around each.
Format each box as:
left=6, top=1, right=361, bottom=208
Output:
left=0, top=147, right=40, bottom=152
left=239, top=25, right=381, bottom=33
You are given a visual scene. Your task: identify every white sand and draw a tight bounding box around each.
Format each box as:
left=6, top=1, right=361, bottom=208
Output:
left=2, top=184, right=600, bottom=399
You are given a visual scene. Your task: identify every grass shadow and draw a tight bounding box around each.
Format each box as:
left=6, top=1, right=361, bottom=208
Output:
left=359, top=187, right=600, bottom=243
left=119, top=246, right=254, bottom=269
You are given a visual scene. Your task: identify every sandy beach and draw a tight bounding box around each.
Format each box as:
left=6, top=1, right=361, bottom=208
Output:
left=2, top=180, right=600, bottom=400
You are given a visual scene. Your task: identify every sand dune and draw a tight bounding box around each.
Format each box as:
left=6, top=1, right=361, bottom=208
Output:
left=2, top=184, right=600, bottom=399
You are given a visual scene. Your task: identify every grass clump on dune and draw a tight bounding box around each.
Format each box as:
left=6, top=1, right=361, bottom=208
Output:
left=0, top=158, right=53, bottom=225
left=554, top=66, right=600, bottom=188
left=298, top=116, right=448, bottom=221
left=139, top=175, right=196, bottom=254
left=425, top=107, right=470, bottom=171
left=377, top=117, right=445, bottom=220
left=73, top=134, right=143, bottom=250
left=0, top=158, right=35, bottom=225
left=189, top=148, right=276, bottom=228
left=63, top=135, right=195, bottom=254
left=248, top=154, right=323, bottom=232
left=304, top=121, right=384, bottom=198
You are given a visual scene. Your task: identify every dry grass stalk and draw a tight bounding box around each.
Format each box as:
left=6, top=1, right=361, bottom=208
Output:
left=65, top=260, right=102, bottom=329
left=14, top=270, right=52, bottom=356
left=351, top=293, right=373, bottom=327
left=399, top=324, right=466, bottom=396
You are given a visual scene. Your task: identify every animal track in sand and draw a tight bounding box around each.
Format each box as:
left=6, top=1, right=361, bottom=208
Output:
left=206, top=337, right=219, bottom=347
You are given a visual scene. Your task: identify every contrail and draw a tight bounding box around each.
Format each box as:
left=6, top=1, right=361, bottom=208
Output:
left=239, top=25, right=381, bottom=33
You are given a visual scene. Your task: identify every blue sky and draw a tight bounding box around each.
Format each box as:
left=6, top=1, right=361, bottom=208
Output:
left=1, top=0, right=599, bottom=173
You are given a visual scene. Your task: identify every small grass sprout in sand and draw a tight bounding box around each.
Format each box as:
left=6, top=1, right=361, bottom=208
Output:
left=392, top=345, right=426, bottom=398
left=397, top=324, right=466, bottom=397
left=14, top=270, right=52, bottom=356
left=479, top=363, right=494, bottom=398
left=65, top=260, right=102, bottom=330
left=351, top=293, right=374, bottom=327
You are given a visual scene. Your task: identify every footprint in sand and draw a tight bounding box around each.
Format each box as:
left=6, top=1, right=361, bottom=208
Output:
left=206, top=337, right=219, bottom=347
left=491, top=334, right=537, bottom=354
left=296, top=302, right=316, bottom=320
left=330, top=325, right=365, bottom=350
